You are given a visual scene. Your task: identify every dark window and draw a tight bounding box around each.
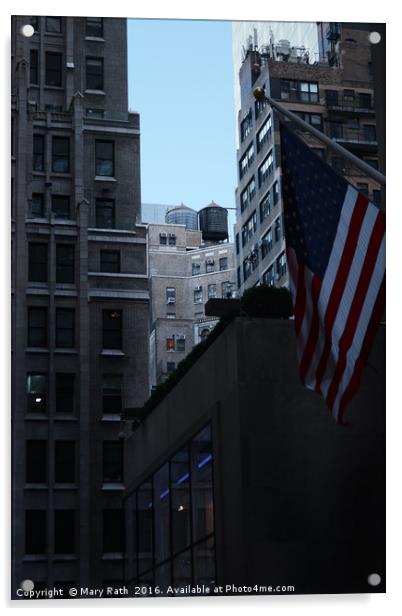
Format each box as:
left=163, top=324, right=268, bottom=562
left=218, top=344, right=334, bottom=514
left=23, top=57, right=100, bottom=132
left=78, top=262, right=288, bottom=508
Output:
left=239, top=143, right=254, bottom=179
left=26, top=441, right=47, bottom=483
left=261, top=228, right=273, bottom=259
left=103, top=510, right=125, bottom=553
left=258, top=151, right=273, bottom=187
left=33, top=135, right=45, bottom=172
left=235, top=233, right=239, bottom=255
left=103, top=441, right=123, bottom=483
left=222, top=282, right=233, bottom=298
left=159, top=233, right=167, bottom=245
left=27, top=373, right=47, bottom=413
left=237, top=266, right=241, bottom=288
left=176, top=336, right=185, bottom=352
left=56, top=308, right=75, bottom=348
left=219, top=257, right=228, bottom=271
left=325, top=90, right=339, bottom=106
left=208, top=284, right=217, bottom=299
left=373, top=190, right=382, bottom=207
left=46, top=17, right=62, bottom=33
left=263, top=264, right=275, bottom=286
left=28, top=243, right=48, bottom=282
left=273, top=181, right=280, bottom=205
left=45, top=52, right=62, bottom=86
left=357, top=183, right=369, bottom=197
left=55, top=441, right=75, bottom=483
left=276, top=251, right=287, bottom=278
left=256, top=115, right=272, bottom=153
left=343, top=89, right=355, bottom=101
left=56, top=244, right=75, bottom=283
left=30, top=49, right=38, bottom=84
left=86, top=108, right=105, bottom=119
left=240, top=177, right=256, bottom=213
left=365, top=158, right=379, bottom=170
left=168, top=233, right=176, bottom=246
left=28, top=307, right=47, bottom=347
left=166, top=287, right=176, bottom=304
left=86, top=57, right=104, bottom=90
left=167, top=361, right=175, bottom=373
left=86, top=17, right=103, bottom=37
left=274, top=217, right=282, bottom=242
left=52, top=195, right=70, bottom=218
left=52, top=137, right=70, bottom=173
left=363, top=125, right=377, bottom=141
left=54, top=511, right=75, bottom=554
left=95, top=140, right=114, bottom=176
left=96, top=199, right=115, bottom=228
left=281, top=79, right=318, bottom=103
left=102, top=310, right=122, bottom=349
left=205, top=258, right=214, bottom=273
left=329, top=122, right=343, bottom=139
left=25, top=511, right=46, bottom=554
left=55, top=373, right=75, bottom=414
left=240, top=109, right=252, bottom=142
left=241, top=211, right=257, bottom=247
left=100, top=250, right=120, bottom=273
left=102, top=375, right=122, bottom=414
left=259, top=191, right=271, bottom=223
left=31, top=193, right=44, bottom=217
left=192, top=262, right=201, bottom=276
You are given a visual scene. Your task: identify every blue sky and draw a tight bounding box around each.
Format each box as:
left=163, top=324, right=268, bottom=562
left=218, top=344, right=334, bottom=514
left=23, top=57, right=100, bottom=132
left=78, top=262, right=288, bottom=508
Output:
left=127, top=19, right=237, bottom=224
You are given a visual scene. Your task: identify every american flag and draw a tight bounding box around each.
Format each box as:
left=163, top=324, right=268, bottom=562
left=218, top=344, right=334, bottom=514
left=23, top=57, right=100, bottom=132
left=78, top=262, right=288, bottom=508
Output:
left=280, top=124, right=385, bottom=423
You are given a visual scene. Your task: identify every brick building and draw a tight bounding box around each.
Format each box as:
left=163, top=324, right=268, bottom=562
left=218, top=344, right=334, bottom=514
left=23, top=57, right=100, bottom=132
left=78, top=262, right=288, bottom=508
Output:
left=11, top=16, right=149, bottom=595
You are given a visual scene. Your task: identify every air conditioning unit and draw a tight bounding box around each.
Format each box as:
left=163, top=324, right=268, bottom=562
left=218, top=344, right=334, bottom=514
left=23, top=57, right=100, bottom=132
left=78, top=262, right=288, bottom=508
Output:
left=160, top=232, right=167, bottom=238
left=169, top=233, right=176, bottom=238
left=195, top=285, right=202, bottom=291
left=206, top=258, right=214, bottom=265
left=167, top=298, right=176, bottom=304
left=176, top=334, right=186, bottom=340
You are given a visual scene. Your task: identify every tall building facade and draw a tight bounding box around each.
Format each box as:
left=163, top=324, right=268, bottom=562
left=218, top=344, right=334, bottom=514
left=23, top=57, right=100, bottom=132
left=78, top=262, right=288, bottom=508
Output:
left=148, top=213, right=236, bottom=389
left=11, top=16, right=149, bottom=595
left=234, top=23, right=381, bottom=294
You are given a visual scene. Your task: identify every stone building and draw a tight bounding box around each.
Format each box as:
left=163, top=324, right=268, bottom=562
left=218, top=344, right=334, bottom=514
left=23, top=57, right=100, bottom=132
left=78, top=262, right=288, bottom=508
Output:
left=11, top=15, right=149, bottom=595
left=147, top=214, right=236, bottom=389
left=234, top=23, right=381, bottom=294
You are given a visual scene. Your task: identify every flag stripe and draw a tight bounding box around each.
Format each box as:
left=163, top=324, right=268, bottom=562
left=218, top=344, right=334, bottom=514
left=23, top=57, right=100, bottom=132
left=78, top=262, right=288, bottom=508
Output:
left=325, top=210, right=386, bottom=411
left=299, top=275, right=322, bottom=384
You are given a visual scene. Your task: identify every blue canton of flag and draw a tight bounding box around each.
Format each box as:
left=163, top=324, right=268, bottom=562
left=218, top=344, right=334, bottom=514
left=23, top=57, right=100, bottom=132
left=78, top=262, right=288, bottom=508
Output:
left=280, top=124, right=385, bottom=423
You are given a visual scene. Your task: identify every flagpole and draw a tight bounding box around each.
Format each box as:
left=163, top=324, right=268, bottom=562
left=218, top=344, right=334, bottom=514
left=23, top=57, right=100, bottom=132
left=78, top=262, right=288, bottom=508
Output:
left=253, top=87, right=386, bottom=187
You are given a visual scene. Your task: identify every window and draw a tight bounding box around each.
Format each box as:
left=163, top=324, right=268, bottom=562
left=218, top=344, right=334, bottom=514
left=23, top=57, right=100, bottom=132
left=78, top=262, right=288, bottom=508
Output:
left=281, top=79, right=318, bottom=103
left=25, top=511, right=46, bottom=555
left=205, top=257, right=214, bottom=273
left=168, top=233, right=176, bottom=246
left=27, top=373, right=47, bottom=413
left=194, top=287, right=203, bottom=303
left=86, top=17, right=103, bottom=37
left=235, top=233, right=239, bottom=255
left=219, top=257, right=228, bottom=271
left=243, top=257, right=252, bottom=282
left=192, top=262, right=201, bottom=276
left=96, top=199, right=115, bottom=228
left=30, top=49, right=38, bottom=84
left=55, top=373, right=75, bottom=414
left=103, top=510, right=125, bottom=553
left=325, top=89, right=338, bottom=106
left=258, top=151, right=273, bottom=187
left=373, top=190, right=382, bottom=208
left=46, top=17, right=62, bottom=33
left=276, top=252, right=287, bottom=278
left=86, top=108, right=105, bottom=119
left=176, top=336, right=185, bottom=353
left=208, top=284, right=217, bottom=299
left=237, top=266, right=241, bottom=288
left=56, top=244, right=75, bottom=283
left=29, top=243, right=48, bottom=282
left=166, top=312, right=176, bottom=319
left=295, top=112, right=323, bottom=130
left=95, top=140, right=114, bottom=176
left=45, top=52, right=62, bottom=86
left=166, top=287, right=176, bottom=304
left=26, top=441, right=47, bottom=483
left=259, top=191, right=271, bottom=223
left=31, top=193, right=44, bottom=217
left=54, top=511, right=75, bottom=554
left=199, top=327, right=210, bottom=342
left=86, top=57, right=104, bottom=91
left=262, top=264, right=275, bottom=286
left=363, top=125, right=376, bottom=141
left=102, top=375, right=122, bottom=414
left=364, top=159, right=379, bottom=170
left=347, top=118, right=359, bottom=130
left=239, top=143, right=254, bottom=180
left=274, top=217, right=282, bottom=242
left=52, top=137, right=70, bottom=173
left=329, top=122, right=343, bottom=139
left=55, top=441, right=75, bottom=483
left=102, top=310, right=122, bottom=349
left=256, top=115, right=272, bottom=153
left=103, top=441, right=123, bottom=483
left=167, top=362, right=176, bottom=373
left=159, top=233, right=167, bottom=245
left=357, top=183, right=369, bottom=197
left=166, top=337, right=175, bottom=352
left=56, top=308, right=75, bottom=348
left=261, top=228, right=273, bottom=259
left=241, top=211, right=257, bottom=247
left=255, top=95, right=268, bottom=119
left=221, top=282, right=233, bottom=298
left=52, top=195, right=70, bottom=218
left=240, top=176, right=256, bottom=212
left=273, top=181, right=280, bottom=205
left=240, top=109, right=252, bottom=142
left=343, top=89, right=355, bottom=102
left=359, top=93, right=371, bottom=109
left=33, top=135, right=45, bottom=172
left=28, top=307, right=47, bottom=347
left=100, top=250, right=120, bottom=273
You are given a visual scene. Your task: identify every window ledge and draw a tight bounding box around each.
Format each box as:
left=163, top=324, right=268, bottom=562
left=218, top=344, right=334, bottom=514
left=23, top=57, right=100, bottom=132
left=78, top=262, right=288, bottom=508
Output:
left=54, top=415, right=77, bottom=421
left=102, top=553, right=124, bottom=561
left=50, top=172, right=72, bottom=178
left=24, top=414, right=49, bottom=421
left=52, top=554, right=78, bottom=562
left=25, top=347, right=49, bottom=354
left=101, top=414, right=122, bottom=422
left=85, top=36, right=105, bottom=42
left=100, top=349, right=125, bottom=357
left=44, top=85, right=64, bottom=91
left=54, top=484, right=77, bottom=490
left=94, top=175, right=117, bottom=182
left=24, top=484, right=48, bottom=490
left=23, top=555, right=47, bottom=562
left=102, top=483, right=125, bottom=491
left=85, top=89, right=106, bottom=96
left=54, top=348, right=78, bottom=354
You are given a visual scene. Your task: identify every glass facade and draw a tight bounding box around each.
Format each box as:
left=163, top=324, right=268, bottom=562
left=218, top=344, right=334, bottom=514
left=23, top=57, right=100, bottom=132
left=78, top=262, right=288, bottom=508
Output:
left=124, top=425, right=215, bottom=592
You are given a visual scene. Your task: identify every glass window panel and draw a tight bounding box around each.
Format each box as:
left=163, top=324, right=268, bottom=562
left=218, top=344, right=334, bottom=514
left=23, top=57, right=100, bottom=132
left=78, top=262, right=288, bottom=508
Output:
left=52, top=195, right=70, bottom=218
left=191, top=425, right=214, bottom=542
left=103, top=441, right=123, bottom=483
left=46, top=17, right=62, bottom=33
left=86, top=17, right=103, bottom=37
left=27, top=373, right=47, bottom=413
left=29, top=243, right=48, bottom=282
left=31, top=193, right=44, bottom=217
left=171, top=447, right=191, bottom=555
left=55, top=373, right=75, bottom=413
left=102, top=309, right=122, bottom=349
left=102, top=374, right=122, bottom=414
left=54, top=510, right=75, bottom=554
left=45, top=52, right=62, bottom=86
left=26, top=440, right=47, bottom=483
left=103, top=510, right=124, bottom=553
left=28, top=307, right=47, bottom=347
left=52, top=137, right=70, bottom=173
left=55, top=441, right=75, bottom=483
left=56, top=308, right=75, bottom=348
left=25, top=511, right=47, bottom=554
left=56, top=244, right=75, bottom=283
left=154, top=463, right=170, bottom=564
left=137, top=481, right=153, bottom=573
left=193, top=536, right=215, bottom=586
